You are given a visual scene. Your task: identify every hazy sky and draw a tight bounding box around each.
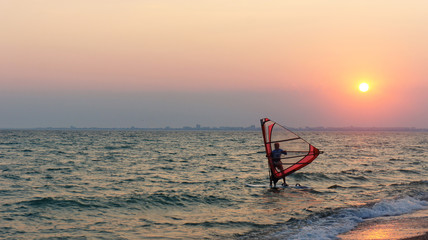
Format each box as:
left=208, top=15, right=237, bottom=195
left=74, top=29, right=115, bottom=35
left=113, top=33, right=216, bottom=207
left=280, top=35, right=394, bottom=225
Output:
left=1, top=1, right=427, bottom=128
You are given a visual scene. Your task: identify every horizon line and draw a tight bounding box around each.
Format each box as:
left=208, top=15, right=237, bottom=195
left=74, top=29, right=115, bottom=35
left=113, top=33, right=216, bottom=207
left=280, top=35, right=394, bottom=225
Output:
left=1, top=126, right=427, bottom=132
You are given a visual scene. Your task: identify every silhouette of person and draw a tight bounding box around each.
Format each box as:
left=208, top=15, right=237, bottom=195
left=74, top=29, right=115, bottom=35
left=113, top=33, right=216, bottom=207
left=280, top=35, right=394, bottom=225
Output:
left=271, top=142, right=288, bottom=186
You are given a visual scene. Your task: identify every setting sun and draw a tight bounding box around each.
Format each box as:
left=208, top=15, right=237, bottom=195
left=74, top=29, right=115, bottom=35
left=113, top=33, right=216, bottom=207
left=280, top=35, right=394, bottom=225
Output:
left=359, top=83, right=369, bottom=92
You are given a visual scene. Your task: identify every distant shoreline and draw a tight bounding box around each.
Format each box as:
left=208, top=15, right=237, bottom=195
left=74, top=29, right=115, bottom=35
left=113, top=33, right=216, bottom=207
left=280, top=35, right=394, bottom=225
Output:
left=1, top=126, right=427, bottom=132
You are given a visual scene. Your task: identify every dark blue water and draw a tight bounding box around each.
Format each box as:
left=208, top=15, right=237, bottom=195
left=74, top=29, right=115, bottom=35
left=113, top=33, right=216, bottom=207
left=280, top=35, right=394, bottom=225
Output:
left=0, top=130, right=426, bottom=239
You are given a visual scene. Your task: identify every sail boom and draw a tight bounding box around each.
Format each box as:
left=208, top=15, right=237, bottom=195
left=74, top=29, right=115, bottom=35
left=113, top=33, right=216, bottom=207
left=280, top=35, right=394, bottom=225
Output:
left=279, top=154, right=318, bottom=160
left=266, top=137, right=301, bottom=144
left=280, top=162, right=316, bottom=165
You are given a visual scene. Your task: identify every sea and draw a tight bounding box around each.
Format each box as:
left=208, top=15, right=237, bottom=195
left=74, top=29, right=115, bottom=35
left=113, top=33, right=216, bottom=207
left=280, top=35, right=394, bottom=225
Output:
left=0, top=130, right=426, bottom=239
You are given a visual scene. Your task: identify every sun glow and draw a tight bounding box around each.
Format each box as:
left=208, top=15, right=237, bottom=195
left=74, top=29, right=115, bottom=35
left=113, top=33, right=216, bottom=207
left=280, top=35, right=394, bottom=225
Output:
left=359, top=82, right=369, bottom=92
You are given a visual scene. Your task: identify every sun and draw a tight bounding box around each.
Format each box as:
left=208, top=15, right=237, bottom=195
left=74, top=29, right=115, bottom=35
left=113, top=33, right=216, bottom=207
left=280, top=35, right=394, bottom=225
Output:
left=359, top=82, right=369, bottom=92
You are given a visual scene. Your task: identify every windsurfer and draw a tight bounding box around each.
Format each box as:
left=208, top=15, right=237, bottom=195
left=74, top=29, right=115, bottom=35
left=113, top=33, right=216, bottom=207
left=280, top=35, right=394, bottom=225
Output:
left=271, top=143, right=288, bottom=186
left=261, top=118, right=321, bottom=189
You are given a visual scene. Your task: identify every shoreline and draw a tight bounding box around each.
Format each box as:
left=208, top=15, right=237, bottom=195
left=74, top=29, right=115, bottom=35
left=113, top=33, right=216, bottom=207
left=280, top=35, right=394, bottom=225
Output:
left=338, top=208, right=428, bottom=240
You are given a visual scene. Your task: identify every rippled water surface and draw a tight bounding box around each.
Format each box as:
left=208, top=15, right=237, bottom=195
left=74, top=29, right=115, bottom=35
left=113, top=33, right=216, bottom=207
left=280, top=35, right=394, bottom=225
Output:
left=0, top=130, right=426, bottom=239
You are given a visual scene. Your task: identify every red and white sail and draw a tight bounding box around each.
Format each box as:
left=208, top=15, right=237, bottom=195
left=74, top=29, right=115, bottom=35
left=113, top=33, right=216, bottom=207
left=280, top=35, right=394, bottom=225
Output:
left=260, top=118, right=321, bottom=180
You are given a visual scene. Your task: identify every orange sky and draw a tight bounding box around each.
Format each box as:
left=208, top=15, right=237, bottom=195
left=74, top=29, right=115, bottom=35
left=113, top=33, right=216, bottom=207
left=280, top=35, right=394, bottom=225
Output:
left=0, top=1, right=427, bottom=128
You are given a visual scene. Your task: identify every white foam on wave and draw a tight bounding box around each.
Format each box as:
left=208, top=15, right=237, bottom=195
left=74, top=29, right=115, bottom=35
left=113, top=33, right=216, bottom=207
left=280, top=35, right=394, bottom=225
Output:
left=271, top=196, right=427, bottom=240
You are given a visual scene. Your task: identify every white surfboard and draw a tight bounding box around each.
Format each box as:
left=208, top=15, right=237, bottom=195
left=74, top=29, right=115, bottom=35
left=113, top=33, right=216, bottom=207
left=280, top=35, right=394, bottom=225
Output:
left=245, top=183, right=312, bottom=190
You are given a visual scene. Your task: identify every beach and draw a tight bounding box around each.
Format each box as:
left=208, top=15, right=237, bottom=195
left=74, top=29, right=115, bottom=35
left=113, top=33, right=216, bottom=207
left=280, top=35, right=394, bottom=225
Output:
left=339, top=208, right=428, bottom=240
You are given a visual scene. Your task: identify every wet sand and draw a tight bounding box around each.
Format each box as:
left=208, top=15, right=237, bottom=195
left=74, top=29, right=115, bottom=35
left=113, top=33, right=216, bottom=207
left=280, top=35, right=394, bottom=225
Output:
left=338, top=208, right=428, bottom=240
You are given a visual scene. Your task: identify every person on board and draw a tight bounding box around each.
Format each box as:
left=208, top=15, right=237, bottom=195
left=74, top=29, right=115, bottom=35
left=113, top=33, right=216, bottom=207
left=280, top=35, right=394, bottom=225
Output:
left=271, top=142, right=288, bottom=186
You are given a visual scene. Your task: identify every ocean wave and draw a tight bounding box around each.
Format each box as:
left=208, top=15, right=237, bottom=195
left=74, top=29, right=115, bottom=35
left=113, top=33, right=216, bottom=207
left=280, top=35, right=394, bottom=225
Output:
left=268, top=196, right=427, bottom=240
left=134, top=192, right=233, bottom=209
left=398, top=169, right=420, bottom=174
left=17, top=197, right=105, bottom=209
left=291, top=172, right=332, bottom=181
left=104, top=145, right=133, bottom=150
left=15, top=192, right=235, bottom=211
left=185, top=220, right=270, bottom=228
left=388, top=180, right=428, bottom=197
left=0, top=142, right=19, bottom=145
